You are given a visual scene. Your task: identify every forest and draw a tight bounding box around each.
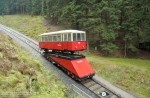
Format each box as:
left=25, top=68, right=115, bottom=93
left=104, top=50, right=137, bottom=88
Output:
left=0, top=0, right=150, bottom=56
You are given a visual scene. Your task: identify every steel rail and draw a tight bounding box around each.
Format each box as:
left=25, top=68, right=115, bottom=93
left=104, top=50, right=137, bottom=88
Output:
left=81, top=79, right=121, bottom=98
left=0, top=24, right=39, bottom=52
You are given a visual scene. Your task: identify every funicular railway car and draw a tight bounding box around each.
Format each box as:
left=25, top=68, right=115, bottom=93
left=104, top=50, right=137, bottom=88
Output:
left=38, top=30, right=95, bottom=81
left=39, top=30, right=86, bottom=52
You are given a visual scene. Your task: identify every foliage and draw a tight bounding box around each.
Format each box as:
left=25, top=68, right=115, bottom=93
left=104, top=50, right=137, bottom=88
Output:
left=100, top=42, right=118, bottom=55
left=84, top=52, right=150, bottom=98
left=0, top=0, right=150, bottom=55
left=0, top=32, right=68, bottom=98
left=0, top=0, right=42, bottom=15
left=0, top=15, right=49, bottom=41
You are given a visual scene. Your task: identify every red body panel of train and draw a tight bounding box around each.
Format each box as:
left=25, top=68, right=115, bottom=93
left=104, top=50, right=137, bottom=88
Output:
left=50, top=56, right=94, bottom=79
left=39, top=41, right=86, bottom=51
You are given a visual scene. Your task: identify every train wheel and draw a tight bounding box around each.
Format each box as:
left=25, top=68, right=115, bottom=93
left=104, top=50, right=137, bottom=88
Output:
left=74, top=76, right=77, bottom=80
left=82, top=80, right=85, bottom=82
left=46, top=56, right=49, bottom=60
left=67, top=72, right=70, bottom=76
left=71, top=75, right=75, bottom=79
left=48, top=58, right=51, bottom=62
left=56, top=64, right=60, bottom=67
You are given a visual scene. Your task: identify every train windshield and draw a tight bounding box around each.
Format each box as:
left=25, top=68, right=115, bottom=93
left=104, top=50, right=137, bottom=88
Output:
left=73, top=33, right=77, bottom=41
left=81, top=33, right=85, bottom=40
left=73, top=33, right=85, bottom=41
left=68, top=33, right=71, bottom=41
left=57, top=35, right=61, bottom=41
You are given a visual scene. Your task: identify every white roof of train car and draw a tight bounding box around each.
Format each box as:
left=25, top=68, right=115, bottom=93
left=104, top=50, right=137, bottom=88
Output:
left=39, top=30, right=85, bottom=36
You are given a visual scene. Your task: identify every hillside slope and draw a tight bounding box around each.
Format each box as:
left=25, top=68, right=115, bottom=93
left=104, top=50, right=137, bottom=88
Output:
left=0, top=15, right=150, bottom=98
left=0, top=32, right=67, bottom=98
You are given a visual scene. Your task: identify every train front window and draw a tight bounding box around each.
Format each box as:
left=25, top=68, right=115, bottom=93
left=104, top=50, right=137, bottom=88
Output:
left=49, top=36, right=52, bottom=41
left=53, top=36, right=57, bottom=41
left=57, top=35, right=61, bottom=41
left=73, top=33, right=76, bottom=41
left=81, top=33, right=85, bottom=41
left=68, top=33, right=71, bottom=41
left=42, top=36, right=44, bottom=41
left=77, top=33, right=81, bottom=41
left=45, top=36, right=47, bottom=41
left=64, top=34, right=68, bottom=41
left=42, top=36, right=47, bottom=42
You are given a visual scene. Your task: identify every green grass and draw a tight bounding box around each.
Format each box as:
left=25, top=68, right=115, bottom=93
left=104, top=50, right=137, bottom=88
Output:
left=1, top=15, right=150, bottom=98
left=0, top=15, right=49, bottom=40
left=0, top=32, right=77, bottom=98
left=84, top=52, right=150, bottom=98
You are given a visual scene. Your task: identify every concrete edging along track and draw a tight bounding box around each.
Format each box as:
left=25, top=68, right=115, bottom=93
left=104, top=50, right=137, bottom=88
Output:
left=93, top=75, right=137, bottom=98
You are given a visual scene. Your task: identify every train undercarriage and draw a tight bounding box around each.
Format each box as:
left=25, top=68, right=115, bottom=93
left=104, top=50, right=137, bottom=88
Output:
left=40, top=49, right=95, bottom=82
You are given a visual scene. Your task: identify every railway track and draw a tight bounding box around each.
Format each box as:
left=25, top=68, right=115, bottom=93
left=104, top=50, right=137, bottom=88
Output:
left=0, top=24, right=39, bottom=52
left=82, top=79, right=120, bottom=98
left=0, top=24, right=122, bottom=98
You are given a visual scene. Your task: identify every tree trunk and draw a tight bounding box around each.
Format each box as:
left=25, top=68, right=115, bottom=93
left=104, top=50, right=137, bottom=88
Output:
left=87, top=40, right=90, bottom=53
left=86, top=33, right=90, bottom=53
left=124, top=40, right=127, bottom=57
left=23, top=5, right=24, bottom=14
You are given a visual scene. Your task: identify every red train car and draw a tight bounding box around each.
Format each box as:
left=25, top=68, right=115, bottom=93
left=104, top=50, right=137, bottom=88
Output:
left=39, top=30, right=86, bottom=52
left=39, top=30, right=95, bottom=81
left=46, top=53, right=95, bottom=81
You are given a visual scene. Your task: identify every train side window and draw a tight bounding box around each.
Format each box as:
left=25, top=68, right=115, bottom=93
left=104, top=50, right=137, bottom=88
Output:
left=44, top=36, right=46, bottom=42
left=77, top=33, right=81, bottom=41
left=41, top=36, right=43, bottom=41
left=53, top=35, right=57, bottom=41
left=48, top=35, right=50, bottom=41
left=73, top=33, right=76, bottom=41
left=55, top=35, right=57, bottom=41
left=44, top=36, right=46, bottom=41
left=60, top=34, right=62, bottom=41
left=45, top=36, right=47, bottom=41
left=46, top=36, right=49, bottom=42
left=68, top=33, right=71, bottom=41
left=42, top=36, right=45, bottom=42
left=81, top=33, right=85, bottom=41
left=49, top=36, right=52, bottom=41
left=64, top=34, right=68, bottom=41
left=45, top=36, right=47, bottom=42
left=57, top=35, right=61, bottom=41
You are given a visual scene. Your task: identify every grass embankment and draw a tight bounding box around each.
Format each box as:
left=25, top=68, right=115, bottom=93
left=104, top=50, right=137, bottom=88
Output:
left=0, top=15, right=64, bottom=41
left=84, top=52, right=150, bottom=98
left=0, top=15, right=150, bottom=98
left=0, top=32, right=68, bottom=98
left=0, top=15, right=49, bottom=40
